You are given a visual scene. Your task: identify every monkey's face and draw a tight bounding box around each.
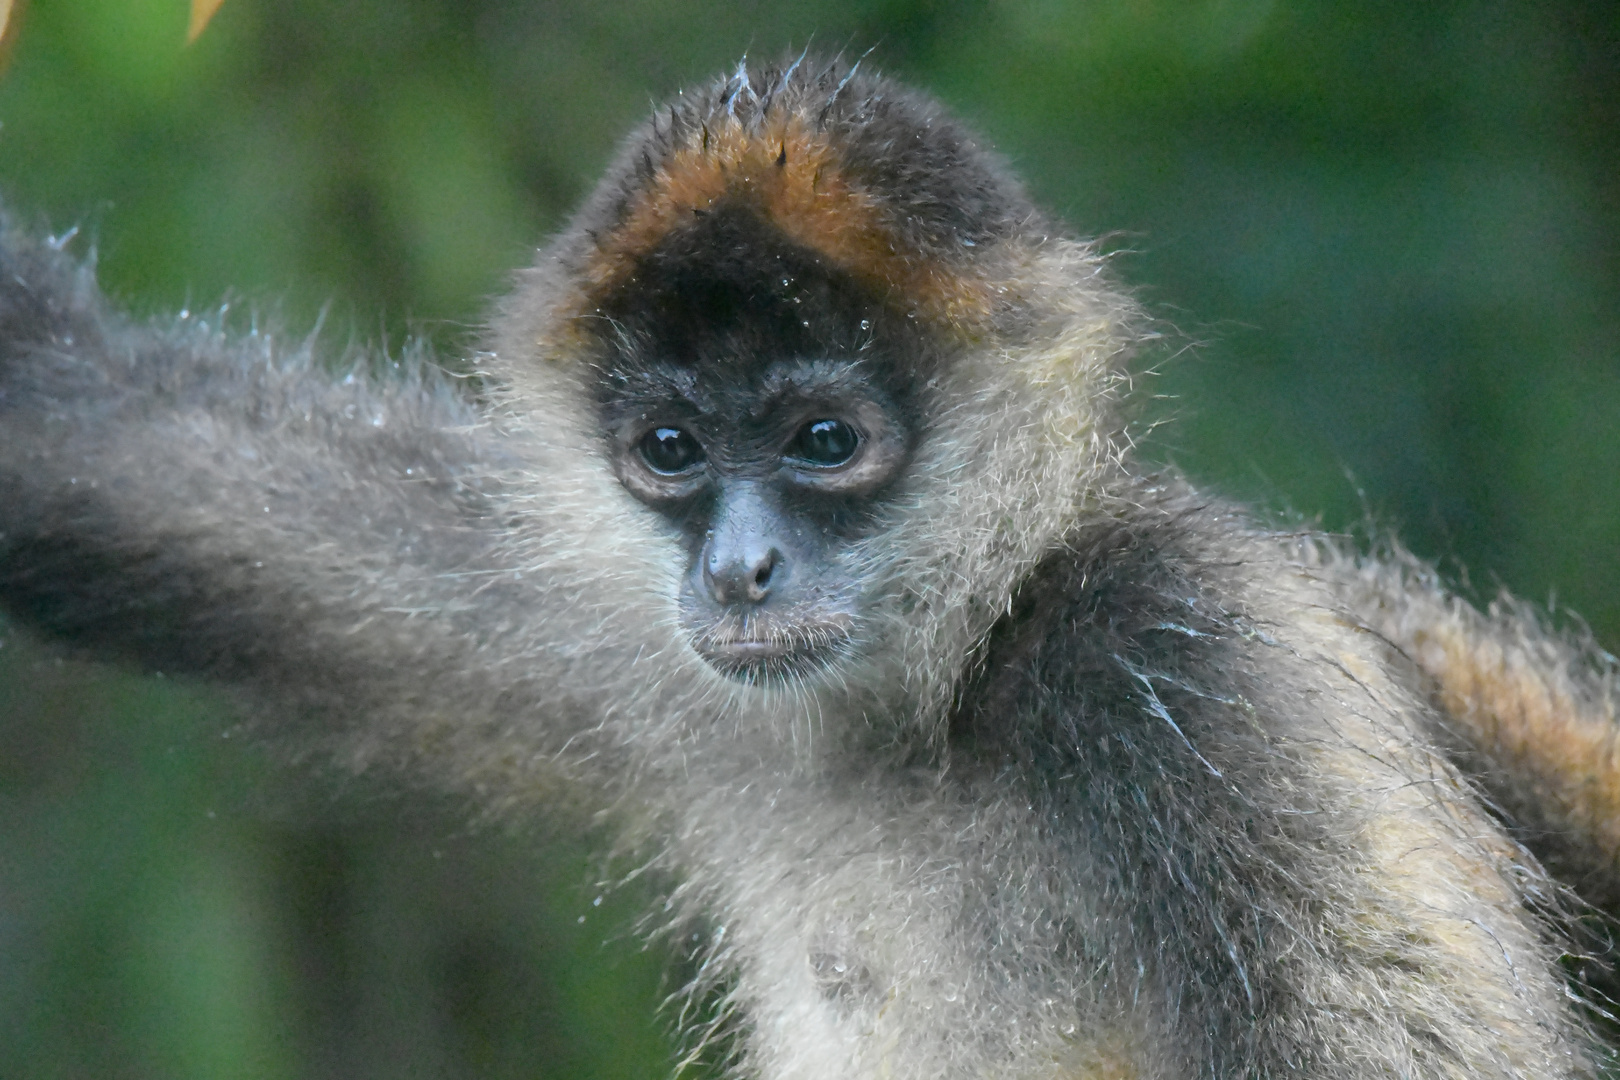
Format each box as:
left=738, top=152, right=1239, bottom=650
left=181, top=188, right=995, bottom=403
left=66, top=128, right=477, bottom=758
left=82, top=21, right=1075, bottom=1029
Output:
left=589, top=205, right=926, bottom=685
left=602, top=356, right=911, bottom=683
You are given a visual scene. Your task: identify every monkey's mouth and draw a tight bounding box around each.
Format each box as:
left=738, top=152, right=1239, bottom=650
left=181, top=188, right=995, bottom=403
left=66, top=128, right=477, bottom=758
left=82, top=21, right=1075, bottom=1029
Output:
left=688, top=613, right=854, bottom=683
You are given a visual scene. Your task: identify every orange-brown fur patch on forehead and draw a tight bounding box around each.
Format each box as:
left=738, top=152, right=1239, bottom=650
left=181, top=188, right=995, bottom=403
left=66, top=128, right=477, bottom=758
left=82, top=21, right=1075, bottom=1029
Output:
left=581, top=116, right=994, bottom=334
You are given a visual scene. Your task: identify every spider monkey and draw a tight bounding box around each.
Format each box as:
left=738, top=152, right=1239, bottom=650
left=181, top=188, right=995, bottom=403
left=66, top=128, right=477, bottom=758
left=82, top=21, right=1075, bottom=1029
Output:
left=2, top=56, right=1618, bottom=1080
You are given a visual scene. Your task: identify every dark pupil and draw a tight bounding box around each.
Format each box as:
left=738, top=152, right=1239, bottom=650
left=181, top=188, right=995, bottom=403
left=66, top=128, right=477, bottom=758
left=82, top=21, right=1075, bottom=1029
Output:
left=640, top=427, right=703, bottom=474
left=793, top=419, right=858, bottom=466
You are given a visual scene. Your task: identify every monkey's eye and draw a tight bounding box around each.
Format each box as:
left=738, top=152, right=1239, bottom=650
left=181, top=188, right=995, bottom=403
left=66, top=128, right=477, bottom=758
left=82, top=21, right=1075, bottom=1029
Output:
left=639, top=426, right=705, bottom=474
left=787, top=419, right=860, bottom=468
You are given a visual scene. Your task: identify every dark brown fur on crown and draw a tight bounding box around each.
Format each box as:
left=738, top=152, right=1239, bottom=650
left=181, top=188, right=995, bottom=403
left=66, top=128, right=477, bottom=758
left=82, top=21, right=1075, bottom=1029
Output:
left=532, top=56, right=1049, bottom=345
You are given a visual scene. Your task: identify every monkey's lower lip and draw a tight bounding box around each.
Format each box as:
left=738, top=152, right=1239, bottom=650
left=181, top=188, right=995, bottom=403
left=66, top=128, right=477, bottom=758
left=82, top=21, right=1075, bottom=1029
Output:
left=710, top=639, right=792, bottom=660
left=693, top=624, right=852, bottom=680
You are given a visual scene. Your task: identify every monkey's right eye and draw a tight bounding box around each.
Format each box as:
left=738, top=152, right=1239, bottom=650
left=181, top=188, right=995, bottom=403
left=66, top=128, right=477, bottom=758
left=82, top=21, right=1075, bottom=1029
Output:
left=638, top=426, right=705, bottom=474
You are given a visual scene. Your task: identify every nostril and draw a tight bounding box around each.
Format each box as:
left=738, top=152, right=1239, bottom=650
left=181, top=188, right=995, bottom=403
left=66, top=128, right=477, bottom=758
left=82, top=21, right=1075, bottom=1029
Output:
left=744, top=549, right=780, bottom=602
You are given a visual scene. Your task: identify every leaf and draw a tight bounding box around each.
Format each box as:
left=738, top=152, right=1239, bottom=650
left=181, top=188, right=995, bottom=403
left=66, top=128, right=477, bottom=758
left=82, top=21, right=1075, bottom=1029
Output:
left=188, top=0, right=225, bottom=43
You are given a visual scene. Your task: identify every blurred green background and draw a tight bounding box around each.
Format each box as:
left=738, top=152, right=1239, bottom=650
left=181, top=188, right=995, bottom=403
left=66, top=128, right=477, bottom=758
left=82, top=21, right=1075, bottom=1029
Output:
left=0, top=0, right=1615, bottom=1076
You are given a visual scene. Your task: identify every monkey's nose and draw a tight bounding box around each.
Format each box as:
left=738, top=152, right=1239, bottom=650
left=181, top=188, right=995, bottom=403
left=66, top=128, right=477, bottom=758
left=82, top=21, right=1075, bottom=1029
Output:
left=704, top=544, right=782, bottom=606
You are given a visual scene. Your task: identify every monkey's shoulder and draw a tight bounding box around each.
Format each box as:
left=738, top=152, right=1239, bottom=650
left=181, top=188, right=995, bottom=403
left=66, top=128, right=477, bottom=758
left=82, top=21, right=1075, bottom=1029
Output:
left=951, top=487, right=1379, bottom=767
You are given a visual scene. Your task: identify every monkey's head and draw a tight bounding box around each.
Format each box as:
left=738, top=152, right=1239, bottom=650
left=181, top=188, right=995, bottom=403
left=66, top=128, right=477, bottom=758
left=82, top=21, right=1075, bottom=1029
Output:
left=494, top=58, right=1143, bottom=717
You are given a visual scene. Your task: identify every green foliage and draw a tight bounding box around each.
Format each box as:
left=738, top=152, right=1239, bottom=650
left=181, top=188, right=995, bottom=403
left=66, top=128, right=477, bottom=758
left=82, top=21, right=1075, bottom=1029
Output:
left=0, top=1, right=1615, bottom=1076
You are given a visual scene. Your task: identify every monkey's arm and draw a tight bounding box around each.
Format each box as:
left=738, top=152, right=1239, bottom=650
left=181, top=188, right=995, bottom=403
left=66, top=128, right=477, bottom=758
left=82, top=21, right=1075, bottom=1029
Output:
left=0, top=222, right=631, bottom=783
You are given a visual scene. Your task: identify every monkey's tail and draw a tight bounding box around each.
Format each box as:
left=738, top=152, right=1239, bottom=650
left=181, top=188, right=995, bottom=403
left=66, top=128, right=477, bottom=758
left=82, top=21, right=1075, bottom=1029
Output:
left=1340, top=549, right=1620, bottom=905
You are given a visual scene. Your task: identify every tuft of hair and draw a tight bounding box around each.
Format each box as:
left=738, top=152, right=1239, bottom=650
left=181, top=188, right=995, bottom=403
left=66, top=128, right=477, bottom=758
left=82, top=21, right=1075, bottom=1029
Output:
left=493, top=54, right=1123, bottom=351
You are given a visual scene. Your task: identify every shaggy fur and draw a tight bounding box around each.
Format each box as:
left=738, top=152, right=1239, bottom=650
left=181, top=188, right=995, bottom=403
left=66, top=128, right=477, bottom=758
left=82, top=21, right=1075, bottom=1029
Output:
left=1, top=57, right=1615, bottom=1080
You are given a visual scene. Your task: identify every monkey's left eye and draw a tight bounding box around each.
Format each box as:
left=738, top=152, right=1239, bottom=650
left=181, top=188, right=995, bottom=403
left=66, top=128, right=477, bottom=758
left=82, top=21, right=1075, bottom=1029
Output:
left=639, top=426, right=705, bottom=474
left=786, top=419, right=860, bottom=468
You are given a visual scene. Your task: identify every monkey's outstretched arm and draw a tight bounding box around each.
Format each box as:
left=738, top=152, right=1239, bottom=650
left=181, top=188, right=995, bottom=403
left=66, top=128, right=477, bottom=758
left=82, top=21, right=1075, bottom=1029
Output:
left=0, top=222, right=647, bottom=786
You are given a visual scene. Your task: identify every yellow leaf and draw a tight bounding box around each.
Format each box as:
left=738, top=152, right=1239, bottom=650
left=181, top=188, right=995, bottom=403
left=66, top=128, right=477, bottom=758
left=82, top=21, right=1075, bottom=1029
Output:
left=187, top=0, right=225, bottom=43
left=0, top=0, right=13, bottom=48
